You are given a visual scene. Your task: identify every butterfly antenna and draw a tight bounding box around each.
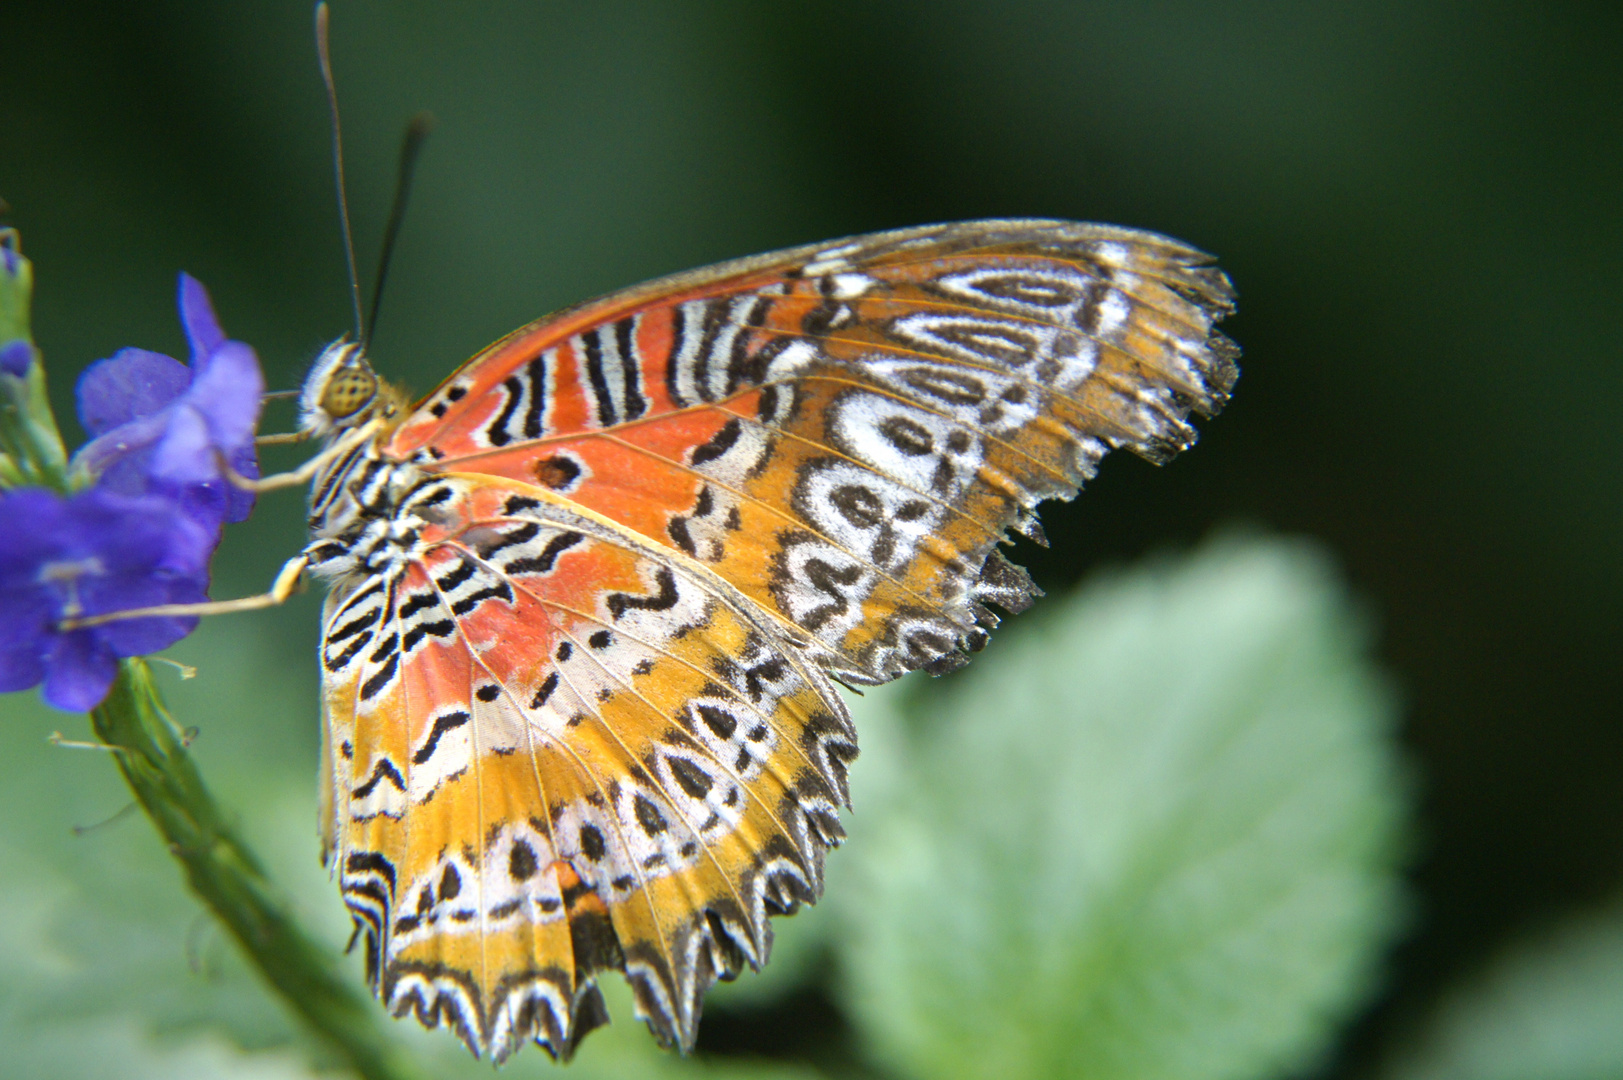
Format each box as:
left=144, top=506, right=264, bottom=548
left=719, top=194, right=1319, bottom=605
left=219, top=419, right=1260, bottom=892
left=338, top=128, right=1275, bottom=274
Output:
left=315, top=2, right=364, bottom=342
left=365, top=111, right=434, bottom=349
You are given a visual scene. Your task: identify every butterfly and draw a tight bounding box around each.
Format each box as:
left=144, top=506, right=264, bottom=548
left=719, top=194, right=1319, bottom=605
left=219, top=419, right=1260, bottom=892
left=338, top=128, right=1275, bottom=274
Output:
left=291, top=218, right=1237, bottom=1061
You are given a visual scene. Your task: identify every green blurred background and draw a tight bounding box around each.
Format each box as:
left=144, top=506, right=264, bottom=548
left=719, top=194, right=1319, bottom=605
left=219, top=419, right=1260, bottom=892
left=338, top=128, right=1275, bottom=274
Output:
left=2, top=0, right=1620, bottom=1075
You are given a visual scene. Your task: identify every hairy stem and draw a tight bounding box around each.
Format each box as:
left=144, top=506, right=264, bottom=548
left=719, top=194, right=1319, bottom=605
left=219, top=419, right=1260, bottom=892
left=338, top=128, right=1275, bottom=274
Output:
left=90, top=659, right=427, bottom=1080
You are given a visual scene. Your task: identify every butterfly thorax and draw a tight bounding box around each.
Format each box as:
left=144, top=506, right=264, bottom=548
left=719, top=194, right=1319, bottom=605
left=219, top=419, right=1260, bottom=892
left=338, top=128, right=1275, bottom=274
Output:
left=304, top=447, right=435, bottom=576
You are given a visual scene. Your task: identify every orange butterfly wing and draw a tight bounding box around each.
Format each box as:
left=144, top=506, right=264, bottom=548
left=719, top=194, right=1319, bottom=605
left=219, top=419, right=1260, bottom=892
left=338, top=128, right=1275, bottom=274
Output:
left=320, top=220, right=1236, bottom=1059
left=390, top=220, right=1236, bottom=682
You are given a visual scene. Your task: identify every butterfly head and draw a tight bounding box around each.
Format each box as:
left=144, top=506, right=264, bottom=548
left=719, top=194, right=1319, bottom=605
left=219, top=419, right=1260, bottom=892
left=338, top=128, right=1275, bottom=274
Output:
left=299, top=337, right=409, bottom=439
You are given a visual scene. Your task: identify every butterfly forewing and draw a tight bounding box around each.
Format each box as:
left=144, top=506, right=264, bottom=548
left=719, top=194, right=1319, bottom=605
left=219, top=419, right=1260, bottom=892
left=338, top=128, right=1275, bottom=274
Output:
left=389, top=220, right=1235, bottom=682
left=317, top=219, right=1236, bottom=1059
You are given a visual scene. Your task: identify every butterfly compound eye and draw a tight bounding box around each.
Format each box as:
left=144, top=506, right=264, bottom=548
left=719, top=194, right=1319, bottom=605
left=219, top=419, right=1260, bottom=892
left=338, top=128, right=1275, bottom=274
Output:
left=320, top=365, right=378, bottom=419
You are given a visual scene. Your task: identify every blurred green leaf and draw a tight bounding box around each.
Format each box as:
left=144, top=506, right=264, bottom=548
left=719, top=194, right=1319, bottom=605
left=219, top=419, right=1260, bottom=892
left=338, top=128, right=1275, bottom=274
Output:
left=837, top=533, right=1408, bottom=1080
left=1382, top=895, right=1623, bottom=1080
left=0, top=1017, right=323, bottom=1080
left=77, top=661, right=429, bottom=1080
left=0, top=620, right=823, bottom=1078
left=0, top=653, right=331, bottom=1066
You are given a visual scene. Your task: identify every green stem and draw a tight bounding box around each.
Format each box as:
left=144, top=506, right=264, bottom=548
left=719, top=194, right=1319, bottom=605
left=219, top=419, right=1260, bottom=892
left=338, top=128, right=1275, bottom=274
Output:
left=90, top=659, right=429, bottom=1080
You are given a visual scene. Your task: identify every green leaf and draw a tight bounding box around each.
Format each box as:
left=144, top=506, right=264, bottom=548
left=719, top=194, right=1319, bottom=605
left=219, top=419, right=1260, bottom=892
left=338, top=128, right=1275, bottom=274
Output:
left=0, top=1017, right=324, bottom=1080
left=1382, top=895, right=1623, bottom=1080
left=836, top=533, right=1409, bottom=1080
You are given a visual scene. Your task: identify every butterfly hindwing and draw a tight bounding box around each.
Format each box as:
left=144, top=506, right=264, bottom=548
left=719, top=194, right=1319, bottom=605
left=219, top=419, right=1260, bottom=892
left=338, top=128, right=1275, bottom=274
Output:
left=388, top=220, right=1237, bottom=684
left=319, top=473, right=853, bottom=1060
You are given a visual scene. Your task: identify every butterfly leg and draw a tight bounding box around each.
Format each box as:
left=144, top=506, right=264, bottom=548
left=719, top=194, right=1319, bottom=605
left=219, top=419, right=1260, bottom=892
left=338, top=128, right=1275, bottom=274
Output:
left=219, top=422, right=379, bottom=494
left=254, top=430, right=311, bottom=446
left=61, top=552, right=311, bottom=630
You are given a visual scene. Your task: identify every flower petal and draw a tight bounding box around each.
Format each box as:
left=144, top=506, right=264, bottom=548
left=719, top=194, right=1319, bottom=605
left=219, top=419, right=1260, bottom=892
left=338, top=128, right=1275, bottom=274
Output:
left=95, top=610, right=202, bottom=658
left=148, top=404, right=216, bottom=485
left=0, top=487, right=217, bottom=711
left=221, top=442, right=260, bottom=524
left=40, top=631, right=119, bottom=712
left=0, top=637, right=47, bottom=694
left=72, top=489, right=212, bottom=658
left=187, top=339, right=264, bottom=454
left=0, top=588, right=53, bottom=692
left=71, top=487, right=213, bottom=580
left=0, top=488, right=70, bottom=587
left=178, top=273, right=225, bottom=371
left=76, top=348, right=190, bottom=436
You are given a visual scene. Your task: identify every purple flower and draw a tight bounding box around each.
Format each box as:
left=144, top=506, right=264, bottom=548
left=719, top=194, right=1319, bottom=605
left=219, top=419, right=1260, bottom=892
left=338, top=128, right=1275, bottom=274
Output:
left=71, top=274, right=264, bottom=529
left=0, top=340, right=32, bottom=377
left=0, top=486, right=212, bottom=712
